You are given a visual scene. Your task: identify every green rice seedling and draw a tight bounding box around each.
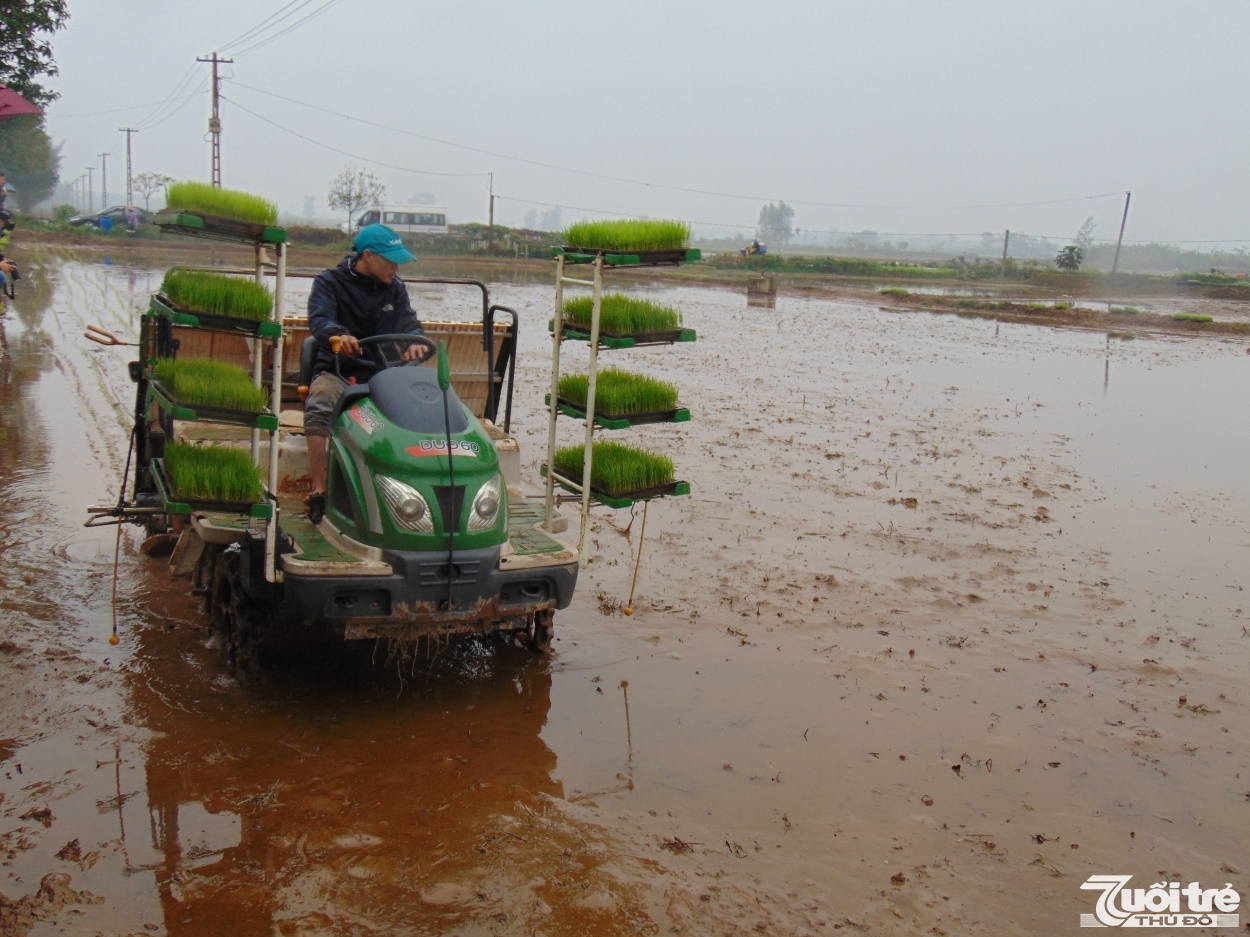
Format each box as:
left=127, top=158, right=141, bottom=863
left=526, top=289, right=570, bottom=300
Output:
left=559, top=367, right=679, bottom=416
left=554, top=441, right=675, bottom=495
left=164, top=181, right=279, bottom=225
left=1054, top=301, right=1073, bottom=310
left=879, top=287, right=909, bottom=298
left=154, top=357, right=268, bottom=412
left=161, top=268, right=273, bottom=321
left=1173, top=312, right=1213, bottom=322
left=1110, top=305, right=1141, bottom=314
left=562, top=219, right=690, bottom=252
left=1027, top=302, right=1049, bottom=310
left=563, top=293, right=681, bottom=335
left=164, top=441, right=264, bottom=502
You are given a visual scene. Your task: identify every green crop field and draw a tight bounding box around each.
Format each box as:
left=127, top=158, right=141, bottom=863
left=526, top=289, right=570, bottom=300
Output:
left=879, top=287, right=909, bottom=297
left=562, top=219, right=690, bottom=252
left=554, top=441, right=675, bottom=495
left=154, top=357, right=268, bottom=412
left=164, top=181, right=279, bottom=225
left=161, top=268, right=273, bottom=321
left=1173, top=312, right=1213, bottom=322
left=164, top=441, right=264, bottom=502
left=563, top=293, right=681, bottom=335
left=559, top=367, right=678, bottom=415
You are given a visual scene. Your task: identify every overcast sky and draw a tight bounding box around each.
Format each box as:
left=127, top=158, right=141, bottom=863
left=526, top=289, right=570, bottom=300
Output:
left=41, top=1, right=1250, bottom=246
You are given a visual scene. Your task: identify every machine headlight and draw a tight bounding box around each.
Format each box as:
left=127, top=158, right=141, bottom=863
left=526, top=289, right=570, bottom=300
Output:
left=467, top=475, right=503, bottom=531
left=376, top=475, right=434, bottom=532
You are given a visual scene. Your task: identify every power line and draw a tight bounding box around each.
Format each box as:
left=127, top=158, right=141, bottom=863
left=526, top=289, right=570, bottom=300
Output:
left=217, top=0, right=311, bottom=53
left=46, top=93, right=201, bottom=119
left=225, top=80, right=1124, bottom=212
left=221, top=95, right=492, bottom=178
left=232, top=0, right=345, bottom=57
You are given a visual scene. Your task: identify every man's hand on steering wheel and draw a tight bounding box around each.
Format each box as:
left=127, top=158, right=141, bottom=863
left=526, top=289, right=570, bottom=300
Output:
left=336, top=334, right=362, bottom=357
left=401, top=342, right=431, bottom=362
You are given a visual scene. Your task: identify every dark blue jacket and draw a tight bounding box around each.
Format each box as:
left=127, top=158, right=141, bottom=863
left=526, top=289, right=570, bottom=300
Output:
left=308, top=255, right=424, bottom=382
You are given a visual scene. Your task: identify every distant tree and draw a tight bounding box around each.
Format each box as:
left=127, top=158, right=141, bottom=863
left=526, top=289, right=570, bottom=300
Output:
left=302, top=195, right=316, bottom=217
left=0, top=0, right=70, bottom=110
left=758, top=201, right=795, bottom=245
left=327, top=164, right=385, bottom=231
left=133, top=172, right=173, bottom=211
left=0, top=116, right=60, bottom=210
left=538, top=207, right=562, bottom=232
left=1055, top=245, right=1084, bottom=271
left=1075, top=215, right=1097, bottom=252
left=981, top=231, right=999, bottom=252
left=523, top=209, right=538, bottom=230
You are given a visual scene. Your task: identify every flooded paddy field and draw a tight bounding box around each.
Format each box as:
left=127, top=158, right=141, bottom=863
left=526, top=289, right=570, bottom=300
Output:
left=1, top=258, right=1248, bottom=936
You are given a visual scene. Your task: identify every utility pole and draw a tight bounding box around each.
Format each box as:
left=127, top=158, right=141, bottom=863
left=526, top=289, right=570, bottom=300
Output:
left=119, top=128, right=137, bottom=207
left=98, top=152, right=111, bottom=209
left=1001, top=229, right=1010, bottom=274
left=86, top=167, right=94, bottom=214
left=487, top=172, right=495, bottom=254
left=197, top=52, right=232, bottom=187
left=1111, top=191, right=1131, bottom=275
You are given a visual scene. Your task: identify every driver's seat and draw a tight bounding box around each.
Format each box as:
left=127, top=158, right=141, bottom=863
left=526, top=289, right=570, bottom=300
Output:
left=298, top=336, right=318, bottom=399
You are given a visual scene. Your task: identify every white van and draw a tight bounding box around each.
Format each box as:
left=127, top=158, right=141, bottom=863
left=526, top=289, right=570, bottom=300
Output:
left=346, top=205, right=449, bottom=235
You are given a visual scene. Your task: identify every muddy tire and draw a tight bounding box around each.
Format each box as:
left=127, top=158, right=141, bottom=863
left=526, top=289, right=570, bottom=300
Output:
left=527, top=609, right=554, bottom=654
left=204, top=547, right=266, bottom=683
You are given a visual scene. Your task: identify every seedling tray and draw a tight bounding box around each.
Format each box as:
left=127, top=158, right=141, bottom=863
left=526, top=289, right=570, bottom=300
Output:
left=546, top=394, right=690, bottom=430
left=558, top=247, right=701, bottom=267
left=150, top=294, right=281, bottom=338
left=541, top=464, right=690, bottom=509
left=152, top=210, right=287, bottom=245
left=151, top=457, right=272, bottom=518
left=148, top=380, right=279, bottom=430
left=551, top=321, right=697, bottom=348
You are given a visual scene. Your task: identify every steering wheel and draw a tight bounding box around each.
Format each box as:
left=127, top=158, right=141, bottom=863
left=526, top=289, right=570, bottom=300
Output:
left=329, top=333, right=437, bottom=374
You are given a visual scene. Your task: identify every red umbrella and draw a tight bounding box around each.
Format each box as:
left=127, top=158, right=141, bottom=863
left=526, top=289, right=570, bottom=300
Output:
left=0, top=86, right=41, bottom=121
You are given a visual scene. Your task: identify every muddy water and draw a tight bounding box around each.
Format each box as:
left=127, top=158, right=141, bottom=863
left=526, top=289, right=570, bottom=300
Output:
left=1, top=258, right=1248, bottom=936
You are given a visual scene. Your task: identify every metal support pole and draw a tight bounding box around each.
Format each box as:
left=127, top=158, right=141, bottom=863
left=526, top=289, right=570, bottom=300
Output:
left=86, top=167, right=94, bottom=214
left=1001, top=229, right=1010, bottom=274
left=265, top=241, right=287, bottom=583
left=119, top=128, right=137, bottom=208
left=197, top=52, right=232, bottom=187
left=250, top=245, right=264, bottom=463
left=542, top=253, right=565, bottom=530
left=487, top=172, right=495, bottom=255
left=1111, top=191, right=1131, bottom=274
left=577, top=256, right=604, bottom=566
left=98, top=153, right=110, bottom=210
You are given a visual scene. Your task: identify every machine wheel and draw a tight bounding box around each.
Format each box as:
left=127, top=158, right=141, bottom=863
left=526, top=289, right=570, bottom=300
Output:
left=206, top=548, right=266, bottom=683
left=527, top=609, right=554, bottom=654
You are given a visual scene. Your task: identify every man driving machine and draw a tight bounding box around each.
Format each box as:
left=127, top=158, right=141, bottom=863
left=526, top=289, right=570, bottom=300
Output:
left=304, top=223, right=430, bottom=522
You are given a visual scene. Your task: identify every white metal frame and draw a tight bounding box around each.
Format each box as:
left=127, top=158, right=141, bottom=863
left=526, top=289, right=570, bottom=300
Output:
left=543, top=253, right=604, bottom=566
left=249, top=241, right=287, bottom=584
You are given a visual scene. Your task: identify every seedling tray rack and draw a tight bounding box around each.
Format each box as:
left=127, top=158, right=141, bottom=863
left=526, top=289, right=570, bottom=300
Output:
left=546, top=394, right=690, bottom=430
left=151, top=457, right=273, bottom=519
left=147, top=380, right=278, bottom=430
left=543, top=245, right=699, bottom=565
left=558, top=247, right=701, bottom=267
left=137, top=225, right=288, bottom=583
left=152, top=210, right=287, bottom=245
left=550, top=321, right=697, bottom=348
left=541, top=464, right=690, bottom=510
left=151, top=293, right=282, bottom=338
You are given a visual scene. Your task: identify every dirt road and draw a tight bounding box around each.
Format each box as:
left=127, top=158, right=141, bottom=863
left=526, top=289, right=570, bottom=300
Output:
left=0, top=259, right=1246, bottom=935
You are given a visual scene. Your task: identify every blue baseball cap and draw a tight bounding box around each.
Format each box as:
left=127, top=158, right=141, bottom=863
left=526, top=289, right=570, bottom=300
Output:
left=354, top=223, right=415, bottom=263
